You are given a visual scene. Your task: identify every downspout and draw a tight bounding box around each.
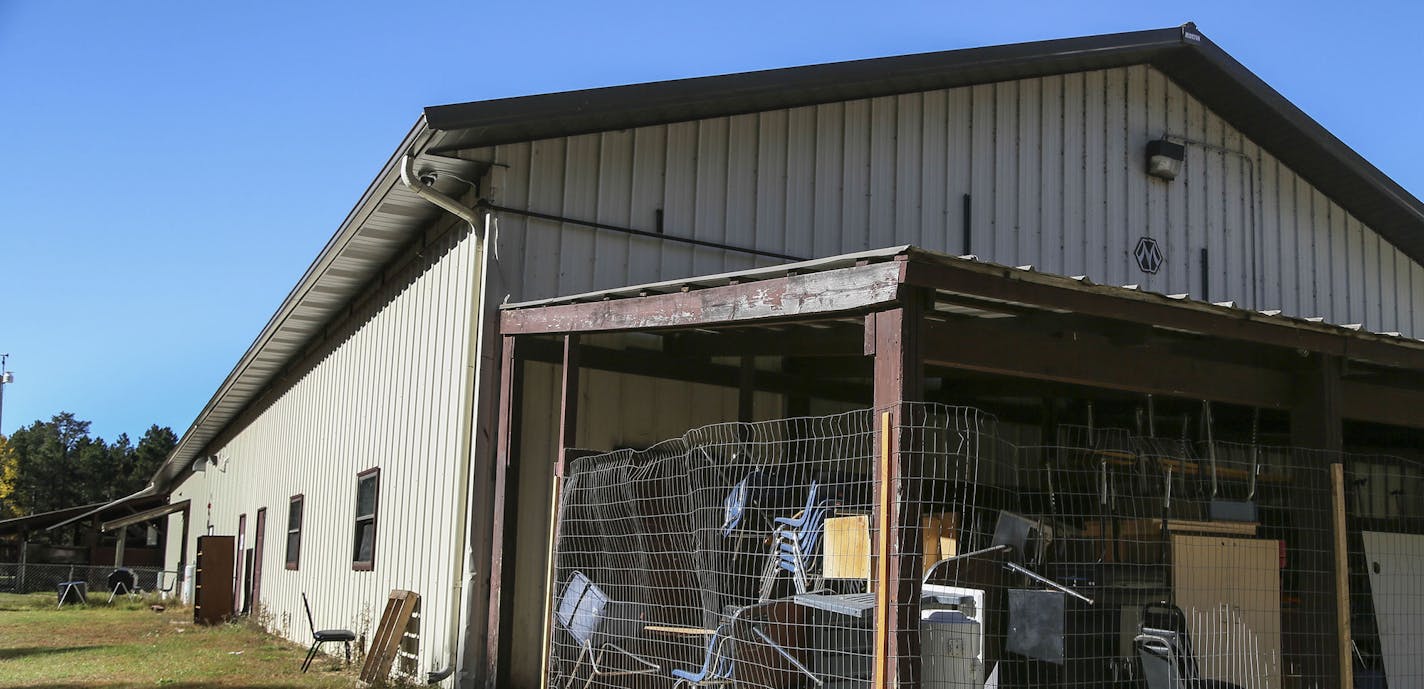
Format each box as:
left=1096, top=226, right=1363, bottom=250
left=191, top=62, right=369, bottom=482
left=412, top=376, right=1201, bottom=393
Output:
left=398, top=153, right=486, bottom=686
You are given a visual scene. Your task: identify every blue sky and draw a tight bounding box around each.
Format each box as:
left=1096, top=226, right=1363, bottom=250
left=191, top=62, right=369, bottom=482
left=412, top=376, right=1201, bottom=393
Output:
left=0, top=1, right=1420, bottom=441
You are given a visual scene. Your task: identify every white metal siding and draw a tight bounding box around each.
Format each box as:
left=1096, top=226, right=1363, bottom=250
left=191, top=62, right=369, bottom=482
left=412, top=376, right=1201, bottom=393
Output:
left=181, top=226, right=480, bottom=675
left=476, top=64, right=1424, bottom=336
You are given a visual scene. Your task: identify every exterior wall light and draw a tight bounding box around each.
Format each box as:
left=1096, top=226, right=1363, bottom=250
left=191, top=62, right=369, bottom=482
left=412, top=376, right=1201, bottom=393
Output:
left=1146, top=138, right=1185, bottom=180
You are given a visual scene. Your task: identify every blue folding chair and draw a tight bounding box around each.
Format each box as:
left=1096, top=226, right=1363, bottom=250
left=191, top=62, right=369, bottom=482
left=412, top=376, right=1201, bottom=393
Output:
left=555, top=571, right=659, bottom=689
left=721, top=469, right=766, bottom=536
left=758, top=481, right=832, bottom=601
left=670, top=625, right=737, bottom=689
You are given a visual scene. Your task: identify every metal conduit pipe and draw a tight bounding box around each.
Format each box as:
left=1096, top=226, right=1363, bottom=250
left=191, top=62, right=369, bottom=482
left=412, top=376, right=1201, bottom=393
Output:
left=398, top=153, right=484, bottom=686
left=401, top=154, right=486, bottom=240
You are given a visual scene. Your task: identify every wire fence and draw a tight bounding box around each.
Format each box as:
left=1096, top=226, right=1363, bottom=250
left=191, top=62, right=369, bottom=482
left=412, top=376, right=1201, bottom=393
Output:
left=547, top=403, right=1424, bottom=689
left=0, top=562, right=170, bottom=597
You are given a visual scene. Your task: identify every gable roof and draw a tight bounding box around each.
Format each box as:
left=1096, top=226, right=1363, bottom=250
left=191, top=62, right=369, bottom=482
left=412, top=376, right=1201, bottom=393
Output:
left=425, top=23, right=1424, bottom=266
left=138, top=23, right=1424, bottom=501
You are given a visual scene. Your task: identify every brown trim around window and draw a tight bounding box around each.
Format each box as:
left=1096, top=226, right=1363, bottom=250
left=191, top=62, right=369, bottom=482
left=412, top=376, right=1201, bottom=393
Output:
left=352, top=468, right=380, bottom=571
left=285, top=494, right=304, bottom=570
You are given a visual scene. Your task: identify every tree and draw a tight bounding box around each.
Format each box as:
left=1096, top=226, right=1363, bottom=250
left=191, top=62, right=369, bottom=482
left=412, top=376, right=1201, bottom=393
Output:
left=1, top=413, right=178, bottom=517
left=0, top=436, right=18, bottom=518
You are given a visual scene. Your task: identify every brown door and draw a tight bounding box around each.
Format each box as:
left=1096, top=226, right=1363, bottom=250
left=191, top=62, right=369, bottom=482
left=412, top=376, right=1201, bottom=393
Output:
left=252, top=508, right=266, bottom=610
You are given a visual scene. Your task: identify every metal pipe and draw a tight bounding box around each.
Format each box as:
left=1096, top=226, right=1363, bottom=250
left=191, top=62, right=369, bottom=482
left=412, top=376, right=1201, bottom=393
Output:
left=399, top=153, right=485, bottom=685
left=400, top=155, right=486, bottom=239
left=477, top=201, right=807, bottom=263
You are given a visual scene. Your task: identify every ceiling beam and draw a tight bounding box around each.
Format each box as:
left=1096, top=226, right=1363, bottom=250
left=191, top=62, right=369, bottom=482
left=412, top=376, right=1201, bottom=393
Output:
left=904, top=255, right=1424, bottom=371
left=921, top=318, right=1295, bottom=408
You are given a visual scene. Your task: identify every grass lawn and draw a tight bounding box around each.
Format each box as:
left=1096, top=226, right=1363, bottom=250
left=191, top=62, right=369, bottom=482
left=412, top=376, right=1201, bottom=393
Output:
left=0, top=592, right=359, bottom=688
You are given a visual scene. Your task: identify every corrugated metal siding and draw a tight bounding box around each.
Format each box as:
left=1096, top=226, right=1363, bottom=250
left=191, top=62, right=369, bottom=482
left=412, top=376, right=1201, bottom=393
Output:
left=176, top=226, right=479, bottom=674
left=476, top=64, right=1423, bottom=336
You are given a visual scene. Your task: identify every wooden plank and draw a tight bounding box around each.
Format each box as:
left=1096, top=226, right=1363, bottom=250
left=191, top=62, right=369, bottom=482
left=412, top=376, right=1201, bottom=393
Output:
left=873, top=411, right=891, bottom=689
left=360, top=589, right=420, bottom=684
left=1170, top=535, right=1280, bottom=688
left=499, top=260, right=904, bottom=335
left=538, top=476, right=563, bottom=689
left=1330, top=464, right=1354, bottom=689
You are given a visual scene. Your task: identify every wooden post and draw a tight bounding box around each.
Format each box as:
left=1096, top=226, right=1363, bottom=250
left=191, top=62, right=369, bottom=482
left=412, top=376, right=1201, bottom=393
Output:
left=114, top=529, right=127, bottom=568
left=539, top=336, right=580, bottom=689
left=485, top=335, right=523, bottom=689
left=867, top=288, right=925, bottom=689
left=1330, top=463, right=1354, bottom=689
left=538, top=475, right=563, bottom=689
left=1289, top=354, right=1343, bottom=689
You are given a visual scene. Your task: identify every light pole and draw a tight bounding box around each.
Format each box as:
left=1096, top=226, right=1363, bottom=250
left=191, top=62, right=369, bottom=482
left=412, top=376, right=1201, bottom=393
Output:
left=0, top=354, right=12, bottom=436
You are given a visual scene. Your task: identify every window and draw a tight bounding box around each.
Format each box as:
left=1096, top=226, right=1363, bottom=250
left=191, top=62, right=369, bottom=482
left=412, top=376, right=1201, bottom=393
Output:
left=353, top=469, right=380, bottom=570
left=286, top=495, right=304, bottom=570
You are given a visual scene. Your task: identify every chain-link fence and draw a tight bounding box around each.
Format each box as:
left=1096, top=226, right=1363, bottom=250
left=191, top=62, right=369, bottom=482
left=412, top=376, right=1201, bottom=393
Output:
left=547, top=403, right=1423, bottom=689
left=0, top=562, right=170, bottom=597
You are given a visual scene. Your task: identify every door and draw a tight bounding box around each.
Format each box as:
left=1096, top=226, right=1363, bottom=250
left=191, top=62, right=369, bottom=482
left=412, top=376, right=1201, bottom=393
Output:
left=252, top=508, right=266, bottom=611
left=234, top=514, right=246, bottom=615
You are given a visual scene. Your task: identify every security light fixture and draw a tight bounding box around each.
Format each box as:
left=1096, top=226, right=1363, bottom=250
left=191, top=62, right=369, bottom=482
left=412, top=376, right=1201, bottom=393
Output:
left=1146, top=138, right=1185, bottom=180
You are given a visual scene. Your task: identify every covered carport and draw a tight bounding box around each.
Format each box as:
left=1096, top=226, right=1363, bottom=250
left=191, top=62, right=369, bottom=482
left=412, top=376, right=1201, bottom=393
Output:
left=486, top=246, right=1424, bottom=689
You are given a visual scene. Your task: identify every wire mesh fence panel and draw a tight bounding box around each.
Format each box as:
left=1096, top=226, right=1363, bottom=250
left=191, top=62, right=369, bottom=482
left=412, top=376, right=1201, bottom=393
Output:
left=547, top=403, right=1422, bottom=689
left=1346, top=457, right=1424, bottom=689
left=0, top=562, right=167, bottom=597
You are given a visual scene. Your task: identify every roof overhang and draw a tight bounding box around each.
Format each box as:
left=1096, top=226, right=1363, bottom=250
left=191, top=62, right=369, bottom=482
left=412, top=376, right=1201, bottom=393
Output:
left=101, top=500, right=191, bottom=533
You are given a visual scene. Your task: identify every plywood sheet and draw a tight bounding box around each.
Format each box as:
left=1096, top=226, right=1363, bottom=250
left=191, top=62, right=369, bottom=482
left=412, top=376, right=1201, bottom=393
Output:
left=1361, top=531, right=1424, bottom=686
left=1171, top=534, right=1280, bottom=689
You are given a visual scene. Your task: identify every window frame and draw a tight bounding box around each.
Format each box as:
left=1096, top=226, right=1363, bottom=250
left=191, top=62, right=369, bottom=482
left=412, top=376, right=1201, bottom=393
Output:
left=352, top=468, right=380, bottom=571
left=285, top=494, right=304, bottom=571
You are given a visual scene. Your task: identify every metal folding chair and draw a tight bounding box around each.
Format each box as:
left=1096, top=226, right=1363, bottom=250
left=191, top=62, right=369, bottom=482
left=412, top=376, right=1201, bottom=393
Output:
left=301, top=593, right=357, bottom=673
left=555, top=571, right=659, bottom=689
left=1135, top=602, right=1244, bottom=689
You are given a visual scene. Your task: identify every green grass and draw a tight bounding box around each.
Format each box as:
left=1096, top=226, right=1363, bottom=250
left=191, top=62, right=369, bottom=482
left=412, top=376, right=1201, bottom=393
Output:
left=0, top=592, right=360, bottom=688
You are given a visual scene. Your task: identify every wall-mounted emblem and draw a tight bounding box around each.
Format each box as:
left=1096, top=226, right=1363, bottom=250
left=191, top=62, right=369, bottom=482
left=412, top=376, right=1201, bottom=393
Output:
left=1134, top=237, right=1164, bottom=274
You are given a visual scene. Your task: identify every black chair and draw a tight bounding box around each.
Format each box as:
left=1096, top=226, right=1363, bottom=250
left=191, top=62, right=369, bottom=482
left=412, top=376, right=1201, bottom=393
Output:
left=1135, top=602, right=1244, bottom=689
left=302, top=592, right=357, bottom=673
left=107, top=568, right=137, bottom=603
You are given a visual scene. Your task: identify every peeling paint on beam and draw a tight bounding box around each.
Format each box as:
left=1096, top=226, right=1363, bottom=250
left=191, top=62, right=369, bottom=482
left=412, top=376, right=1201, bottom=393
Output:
left=498, top=261, right=904, bottom=335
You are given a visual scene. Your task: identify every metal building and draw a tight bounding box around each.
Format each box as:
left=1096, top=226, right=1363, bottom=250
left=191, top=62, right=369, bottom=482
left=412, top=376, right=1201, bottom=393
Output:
left=102, top=24, right=1424, bottom=687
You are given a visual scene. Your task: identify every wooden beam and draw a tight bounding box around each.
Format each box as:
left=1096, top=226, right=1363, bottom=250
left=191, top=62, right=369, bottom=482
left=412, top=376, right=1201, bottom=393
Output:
left=904, top=255, right=1424, bottom=371
left=1288, top=355, right=1342, bottom=689
left=921, top=318, right=1295, bottom=408
left=869, top=292, right=925, bottom=689
left=663, top=327, right=864, bottom=358
left=485, top=336, right=523, bottom=689
left=499, top=261, right=904, bottom=335
left=517, top=339, right=869, bottom=404
left=1340, top=380, right=1424, bottom=429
